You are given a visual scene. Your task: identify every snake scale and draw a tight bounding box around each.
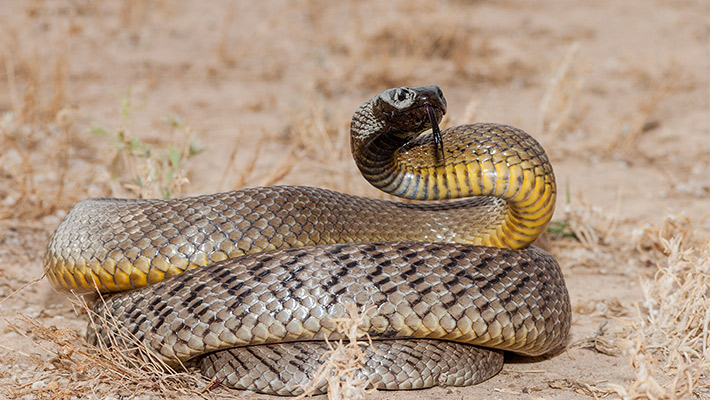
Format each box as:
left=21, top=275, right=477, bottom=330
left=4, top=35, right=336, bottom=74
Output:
left=45, top=86, right=570, bottom=395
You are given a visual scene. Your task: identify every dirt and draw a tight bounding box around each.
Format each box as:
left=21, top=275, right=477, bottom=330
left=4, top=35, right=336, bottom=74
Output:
left=0, top=1, right=708, bottom=399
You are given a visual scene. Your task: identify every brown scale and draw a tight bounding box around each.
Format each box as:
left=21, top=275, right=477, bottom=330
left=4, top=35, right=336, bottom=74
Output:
left=46, top=85, right=569, bottom=394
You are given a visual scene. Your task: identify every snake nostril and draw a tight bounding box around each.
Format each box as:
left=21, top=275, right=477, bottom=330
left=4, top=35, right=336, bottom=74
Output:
left=417, top=87, right=446, bottom=111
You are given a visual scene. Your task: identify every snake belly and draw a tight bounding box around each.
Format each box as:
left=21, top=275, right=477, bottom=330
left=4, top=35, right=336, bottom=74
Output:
left=44, top=86, right=570, bottom=395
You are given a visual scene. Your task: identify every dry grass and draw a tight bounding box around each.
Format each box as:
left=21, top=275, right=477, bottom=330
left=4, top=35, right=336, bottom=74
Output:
left=545, top=202, right=709, bottom=400
left=216, top=100, right=348, bottom=193
left=216, top=128, right=300, bottom=192
left=217, top=131, right=260, bottom=191
left=215, top=2, right=239, bottom=68
left=349, top=12, right=473, bottom=89
left=612, top=232, right=709, bottom=399
left=606, top=64, right=687, bottom=163
left=537, top=42, right=587, bottom=141
left=550, top=207, right=709, bottom=399
left=298, top=304, right=376, bottom=400
left=555, top=213, right=710, bottom=399
left=0, top=1, right=708, bottom=399
left=550, top=206, right=709, bottom=398
left=0, top=18, right=78, bottom=220
left=1, top=294, right=238, bottom=400
left=308, top=0, right=530, bottom=95
left=90, top=103, right=203, bottom=199
left=3, top=291, right=378, bottom=399
left=545, top=194, right=625, bottom=273
left=632, top=215, right=703, bottom=258
left=280, top=98, right=358, bottom=193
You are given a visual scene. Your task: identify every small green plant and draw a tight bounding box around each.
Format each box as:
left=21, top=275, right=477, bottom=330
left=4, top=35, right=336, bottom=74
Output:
left=547, top=220, right=579, bottom=240
left=91, top=98, right=203, bottom=199
left=547, top=180, right=581, bottom=241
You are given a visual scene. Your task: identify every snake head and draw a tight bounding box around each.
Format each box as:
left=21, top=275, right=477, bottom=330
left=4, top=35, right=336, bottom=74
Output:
left=373, top=86, right=447, bottom=141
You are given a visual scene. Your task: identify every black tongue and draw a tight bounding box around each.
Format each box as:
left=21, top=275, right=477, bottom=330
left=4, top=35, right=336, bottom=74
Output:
left=425, top=104, right=444, bottom=160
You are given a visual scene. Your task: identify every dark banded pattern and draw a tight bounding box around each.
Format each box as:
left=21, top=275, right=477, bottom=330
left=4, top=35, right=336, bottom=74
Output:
left=46, top=86, right=568, bottom=395
left=200, top=340, right=503, bottom=395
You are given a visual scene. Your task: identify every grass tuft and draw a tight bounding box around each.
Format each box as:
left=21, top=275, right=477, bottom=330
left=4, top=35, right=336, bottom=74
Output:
left=91, top=99, right=203, bottom=199
left=544, top=195, right=624, bottom=273
left=281, top=97, right=361, bottom=193
left=297, top=304, right=376, bottom=400
left=2, top=291, right=238, bottom=399
left=611, top=224, right=709, bottom=399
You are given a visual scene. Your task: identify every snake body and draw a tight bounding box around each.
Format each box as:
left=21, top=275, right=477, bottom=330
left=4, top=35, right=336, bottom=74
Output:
left=45, top=86, right=570, bottom=395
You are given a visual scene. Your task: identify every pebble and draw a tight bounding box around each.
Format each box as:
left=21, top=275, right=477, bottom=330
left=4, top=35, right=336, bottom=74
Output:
left=2, top=195, right=16, bottom=207
left=31, top=380, right=47, bottom=390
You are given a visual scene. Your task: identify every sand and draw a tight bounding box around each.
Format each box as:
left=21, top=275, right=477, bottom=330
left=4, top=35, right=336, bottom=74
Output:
left=0, top=1, right=708, bottom=399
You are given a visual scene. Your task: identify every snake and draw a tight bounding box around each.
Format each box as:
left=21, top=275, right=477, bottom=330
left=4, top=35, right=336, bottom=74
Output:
left=44, top=86, right=570, bottom=395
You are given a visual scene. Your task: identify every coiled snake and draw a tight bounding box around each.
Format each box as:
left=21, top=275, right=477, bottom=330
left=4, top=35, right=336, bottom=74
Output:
left=45, top=86, right=570, bottom=395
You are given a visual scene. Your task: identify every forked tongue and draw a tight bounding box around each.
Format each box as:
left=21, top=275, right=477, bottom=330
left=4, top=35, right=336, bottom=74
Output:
left=425, top=104, right=444, bottom=160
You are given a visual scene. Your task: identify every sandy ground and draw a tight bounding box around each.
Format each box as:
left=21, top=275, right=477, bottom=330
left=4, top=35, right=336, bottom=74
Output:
left=0, top=1, right=708, bottom=399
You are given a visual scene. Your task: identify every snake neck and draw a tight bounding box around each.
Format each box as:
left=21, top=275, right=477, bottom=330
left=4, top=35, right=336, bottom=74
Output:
left=350, top=95, right=556, bottom=250
left=351, top=100, right=414, bottom=176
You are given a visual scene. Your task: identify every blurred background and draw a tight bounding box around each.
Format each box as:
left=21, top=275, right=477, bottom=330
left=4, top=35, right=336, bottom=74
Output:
left=0, top=1, right=707, bottom=399
left=1, top=0, right=706, bottom=217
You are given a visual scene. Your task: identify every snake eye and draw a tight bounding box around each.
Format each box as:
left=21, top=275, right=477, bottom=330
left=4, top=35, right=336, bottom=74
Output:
left=380, top=87, right=415, bottom=109
left=437, top=88, right=443, bottom=98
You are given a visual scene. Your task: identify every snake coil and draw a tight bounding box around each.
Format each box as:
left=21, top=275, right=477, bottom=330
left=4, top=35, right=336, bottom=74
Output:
left=45, top=86, right=570, bottom=395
